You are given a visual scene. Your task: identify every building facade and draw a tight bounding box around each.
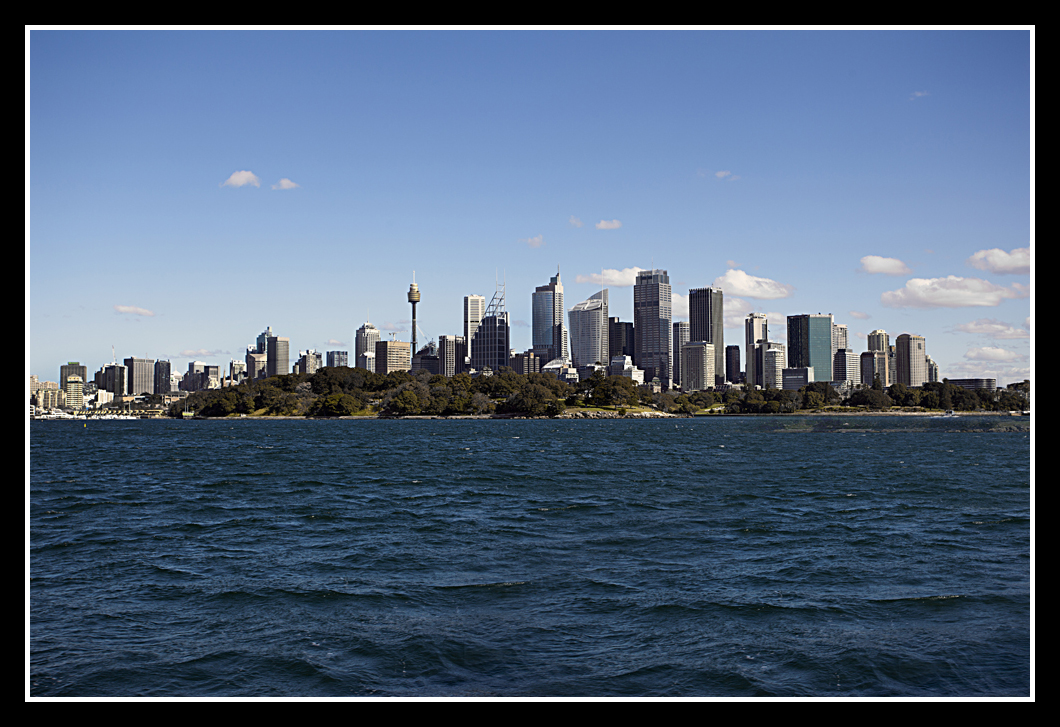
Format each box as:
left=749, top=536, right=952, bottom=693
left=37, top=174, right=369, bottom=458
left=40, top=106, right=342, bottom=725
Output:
left=896, top=334, right=928, bottom=387
left=787, top=314, right=834, bottom=381
left=672, top=321, right=690, bottom=388
left=568, top=289, right=609, bottom=368
left=375, top=340, right=411, bottom=375
left=633, top=269, right=672, bottom=388
left=679, top=341, right=715, bottom=393
left=745, top=313, right=768, bottom=389
left=689, top=287, right=724, bottom=384
left=532, top=269, right=568, bottom=363
left=470, top=286, right=510, bottom=373
left=355, top=320, right=381, bottom=373
left=464, top=295, right=486, bottom=363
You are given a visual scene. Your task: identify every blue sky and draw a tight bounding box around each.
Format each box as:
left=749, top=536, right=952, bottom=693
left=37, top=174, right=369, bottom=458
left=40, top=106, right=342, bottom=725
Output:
left=28, top=29, right=1032, bottom=386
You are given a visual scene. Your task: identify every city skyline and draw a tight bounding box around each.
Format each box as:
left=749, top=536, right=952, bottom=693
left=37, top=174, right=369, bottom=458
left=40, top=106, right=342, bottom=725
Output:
left=28, top=29, right=1033, bottom=387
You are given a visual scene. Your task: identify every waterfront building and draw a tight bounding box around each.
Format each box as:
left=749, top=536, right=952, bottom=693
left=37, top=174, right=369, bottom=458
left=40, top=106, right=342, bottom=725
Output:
left=245, top=350, right=267, bottom=380
left=726, top=345, right=741, bottom=385
left=948, top=378, right=997, bottom=391
left=672, top=321, right=690, bottom=388
left=833, top=348, right=860, bottom=385
left=926, top=355, right=939, bottom=383
left=412, top=341, right=440, bottom=375
left=896, top=334, right=928, bottom=388
left=680, top=341, right=715, bottom=393
left=569, top=289, right=609, bottom=368
left=608, top=317, right=634, bottom=361
left=782, top=367, right=815, bottom=391
left=860, top=350, right=889, bottom=388
left=60, top=362, right=88, bottom=393
left=762, top=342, right=786, bottom=390
left=464, top=295, right=486, bottom=363
left=154, top=360, right=172, bottom=393
left=375, top=340, right=411, bottom=375
left=326, top=351, right=349, bottom=368
left=867, top=329, right=890, bottom=353
left=229, top=360, right=247, bottom=384
left=745, top=313, right=768, bottom=389
left=36, top=387, right=65, bottom=410
left=124, top=357, right=156, bottom=395
left=64, top=375, right=84, bottom=410
left=509, top=350, right=541, bottom=376
left=267, top=336, right=290, bottom=378
left=532, top=269, right=568, bottom=363
left=355, top=320, right=381, bottom=373
left=470, top=284, right=511, bottom=373
left=787, top=314, right=834, bottom=380
left=437, top=335, right=467, bottom=377
left=832, top=323, right=848, bottom=354
left=689, top=287, right=724, bottom=384
left=295, top=350, right=322, bottom=375
left=609, top=355, right=645, bottom=384
left=633, top=269, right=672, bottom=389
left=102, top=364, right=128, bottom=397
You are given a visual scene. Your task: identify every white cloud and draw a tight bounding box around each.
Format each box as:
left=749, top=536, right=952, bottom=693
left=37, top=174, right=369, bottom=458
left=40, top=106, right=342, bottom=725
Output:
left=576, top=267, right=643, bottom=287
left=114, top=305, right=154, bottom=317
left=881, top=276, right=1029, bottom=308
left=521, top=234, right=545, bottom=248
left=849, top=311, right=871, bottom=320
left=672, top=293, right=689, bottom=319
left=179, top=348, right=225, bottom=358
left=595, top=219, right=622, bottom=230
left=859, top=255, right=912, bottom=275
left=379, top=321, right=407, bottom=332
left=271, top=178, right=300, bottom=190
left=569, top=216, right=583, bottom=228
left=721, top=297, right=784, bottom=335
left=955, top=318, right=1029, bottom=339
left=326, top=339, right=344, bottom=346
left=712, top=269, right=795, bottom=299
left=909, top=90, right=930, bottom=100
left=220, top=170, right=261, bottom=188
left=715, top=170, right=732, bottom=179
left=964, top=346, right=1023, bottom=363
left=966, top=247, right=1030, bottom=275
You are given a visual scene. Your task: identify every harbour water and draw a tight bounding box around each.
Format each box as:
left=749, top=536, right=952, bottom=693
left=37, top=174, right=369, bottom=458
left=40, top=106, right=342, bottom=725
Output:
left=29, top=416, right=1031, bottom=697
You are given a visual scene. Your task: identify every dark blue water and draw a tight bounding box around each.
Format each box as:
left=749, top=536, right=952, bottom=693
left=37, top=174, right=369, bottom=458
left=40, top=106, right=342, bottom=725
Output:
left=29, top=416, right=1031, bottom=697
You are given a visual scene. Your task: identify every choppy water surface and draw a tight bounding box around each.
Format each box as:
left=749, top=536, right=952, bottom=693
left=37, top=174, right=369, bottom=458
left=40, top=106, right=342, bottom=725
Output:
left=29, top=416, right=1031, bottom=697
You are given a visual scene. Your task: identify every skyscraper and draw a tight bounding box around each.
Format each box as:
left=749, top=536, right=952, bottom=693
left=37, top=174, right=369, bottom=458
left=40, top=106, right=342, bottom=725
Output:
left=568, top=289, right=609, bottom=368
left=326, top=351, right=349, bottom=368
left=60, top=362, right=87, bottom=393
left=689, top=287, right=724, bottom=385
left=608, top=317, right=634, bottom=361
left=355, top=319, right=381, bottom=372
left=437, top=335, right=467, bottom=377
left=267, top=335, right=290, bottom=378
left=124, top=357, right=155, bottom=395
left=745, top=313, right=768, bottom=389
left=634, top=269, right=672, bottom=388
left=896, top=334, right=928, bottom=387
left=726, top=345, right=741, bottom=385
left=532, top=269, right=568, bottom=363
left=464, top=294, right=486, bottom=364
left=470, top=284, right=510, bottom=373
left=679, top=341, right=715, bottom=393
left=787, top=314, right=834, bottom=382
left=154, top=360, right=171, bottom=394
left=672, top=320, right=689, bottom=388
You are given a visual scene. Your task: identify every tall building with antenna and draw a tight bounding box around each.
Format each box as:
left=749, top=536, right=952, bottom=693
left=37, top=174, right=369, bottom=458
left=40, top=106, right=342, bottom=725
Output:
left=532, top=267, right=568, bottom=363
left=470, top=281, right=510, bottom=373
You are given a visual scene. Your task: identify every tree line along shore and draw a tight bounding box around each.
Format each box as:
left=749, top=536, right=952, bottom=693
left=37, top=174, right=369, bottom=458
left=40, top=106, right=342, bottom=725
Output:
left=165, top=366, right=1030, bottom=419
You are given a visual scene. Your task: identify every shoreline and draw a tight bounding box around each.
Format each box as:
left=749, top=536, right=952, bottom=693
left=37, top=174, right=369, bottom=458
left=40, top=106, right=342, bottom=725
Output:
left=165, top=409, right=1028, bottom=421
